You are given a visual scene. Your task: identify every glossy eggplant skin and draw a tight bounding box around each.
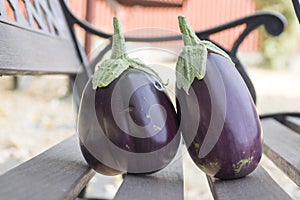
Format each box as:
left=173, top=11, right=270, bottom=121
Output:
left=78, top=68, right=181, bottom=175
left=79, top=140, right=122, bottom=176
left=177, top=53, right=262, bottom=179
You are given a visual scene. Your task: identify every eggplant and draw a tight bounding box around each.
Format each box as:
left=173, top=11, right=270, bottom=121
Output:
left=176, top=16, right=262, bottom=179
left=77, top=17, right=180, bottom=175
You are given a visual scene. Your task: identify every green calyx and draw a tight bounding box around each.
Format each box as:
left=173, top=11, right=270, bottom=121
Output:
left=176, top=16, right=234, bottom=94
left=92, top=17, right=162, bottom=89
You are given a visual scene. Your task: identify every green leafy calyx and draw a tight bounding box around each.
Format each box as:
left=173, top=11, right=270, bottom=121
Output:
left=176, top=16, right=234, bottom=94
left=92, top=17, right=161, bottom=89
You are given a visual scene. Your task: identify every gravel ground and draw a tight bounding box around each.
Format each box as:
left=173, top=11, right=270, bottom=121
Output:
left=0, top=52, right=299, bottom=199
left=0, top=75, right=74, bottom=165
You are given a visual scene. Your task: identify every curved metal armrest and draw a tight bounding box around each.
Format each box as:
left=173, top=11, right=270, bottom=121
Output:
left=60, top=0, right=182, bottom=43
left=60, top=0, right=111, bottom=38
left=292, top=0, right=300, bottom=23
left=60, top=0, right=286, bottom=57
left=196, top=11, right=287, bottom=56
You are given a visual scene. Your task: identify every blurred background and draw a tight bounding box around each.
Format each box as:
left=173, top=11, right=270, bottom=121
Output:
left=0, top=0, right=300, bottom=199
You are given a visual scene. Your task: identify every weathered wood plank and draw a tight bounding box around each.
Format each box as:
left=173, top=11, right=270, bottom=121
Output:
left=207, top=165, right=292, bottom=200
left=0, top=135, right=95, bottom=200
left=282, top=116, right=300, bottom=134
left=114, top=157, right=183, bottom=200
left=262, top=118, right=300, bottom=187
left=0, top=21, right=81, bottom=75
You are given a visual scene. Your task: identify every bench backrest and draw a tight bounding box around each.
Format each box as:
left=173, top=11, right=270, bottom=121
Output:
left=0, top=0, right=83, bottom=75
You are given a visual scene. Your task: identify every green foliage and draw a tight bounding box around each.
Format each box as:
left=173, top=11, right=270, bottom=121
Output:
left=254, top=0, right=299, bottom=69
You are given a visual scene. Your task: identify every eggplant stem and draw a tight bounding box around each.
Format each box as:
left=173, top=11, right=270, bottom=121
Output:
left=110, top=17, right=127, bottom=59
left=92, top=17, right=164, bottom=89
left=178, top=16, right=200, bottom=46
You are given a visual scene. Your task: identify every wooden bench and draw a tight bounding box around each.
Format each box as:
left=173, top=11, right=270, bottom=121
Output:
left=0, top=0, right=299, bottom=199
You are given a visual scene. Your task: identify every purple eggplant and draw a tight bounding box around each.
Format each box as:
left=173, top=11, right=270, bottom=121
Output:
left=176, top=16, right=262, bottom=179
left=77, top=17, right=180, bottom=175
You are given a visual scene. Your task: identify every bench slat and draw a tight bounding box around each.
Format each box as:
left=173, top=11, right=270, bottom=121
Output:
left=114, top=158, right=183, bottom=200
left=262, top=118, right=300, bottom=187
left=282, top=116, right=300, bottom=134
left=0, top=21, right=81, bottom=75
left=0, top=135, right=95, bottom=200
left=207, top=165, right=292, bottom=200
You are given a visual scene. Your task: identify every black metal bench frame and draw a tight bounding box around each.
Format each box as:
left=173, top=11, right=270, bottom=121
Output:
left=0, top=0, right=299, bottom=199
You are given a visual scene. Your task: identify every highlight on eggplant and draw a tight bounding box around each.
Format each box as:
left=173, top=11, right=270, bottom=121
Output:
left=77, top=17, right=181, bottom=175
left=175, top=16, right=263, bottom=179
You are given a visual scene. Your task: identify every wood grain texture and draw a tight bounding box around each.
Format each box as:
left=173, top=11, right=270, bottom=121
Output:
left=282, top=116, right=300, bottom=134
left=0, top=21, right=82, bottom=75
left=262, top=118, right=300, bottom=187
left=0, top=135, right=95, bottom=200
left=207, top=165, right=292, bottom=200
left=114, top=157, right=183, bottom=200
left=0, top=1, right=5, bottom=17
